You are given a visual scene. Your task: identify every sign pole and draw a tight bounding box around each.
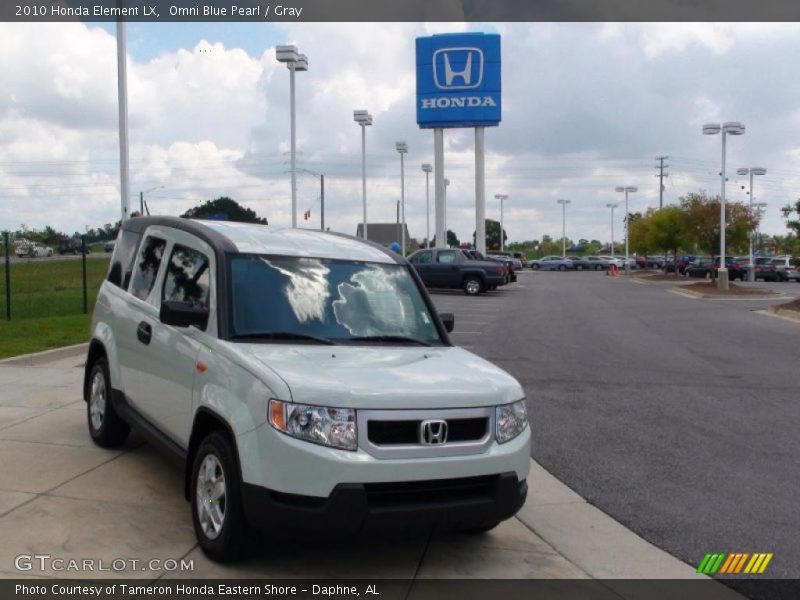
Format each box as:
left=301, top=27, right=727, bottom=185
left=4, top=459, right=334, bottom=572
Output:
left=434, top=128, right=445, bottom=249
left=475, top=126, right=486, bottom=255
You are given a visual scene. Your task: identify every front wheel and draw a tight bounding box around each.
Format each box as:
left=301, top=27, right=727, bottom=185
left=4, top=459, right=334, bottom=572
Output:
left=463, top=277, right=483, bottom=296
left=558, top=265, right=566, bottom=271
left=531, top=264, right=540, bottom=270
left=191, top=432, right=248, bottom=563
left=595, top=264, right=603, bottom=271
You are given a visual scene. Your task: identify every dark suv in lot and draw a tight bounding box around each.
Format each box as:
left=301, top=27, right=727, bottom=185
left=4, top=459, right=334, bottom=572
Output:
left=408, top=248, right=507, bottom=295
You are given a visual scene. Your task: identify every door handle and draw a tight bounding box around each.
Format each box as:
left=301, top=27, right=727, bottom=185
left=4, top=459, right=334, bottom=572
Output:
left=137, top=321, right=152, bottom=345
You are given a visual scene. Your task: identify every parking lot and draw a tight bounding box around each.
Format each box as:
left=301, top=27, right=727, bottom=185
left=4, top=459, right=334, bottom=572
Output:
left=440, top=270, right=799, bottom=591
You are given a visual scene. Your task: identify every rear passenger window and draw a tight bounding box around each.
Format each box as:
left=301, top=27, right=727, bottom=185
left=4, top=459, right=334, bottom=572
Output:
left=163, top=245, right=211, bottom=312
left=129, top=236, right=167, bottom=300
left=437, top=251, right=457, bottom=264
left=107, top=230, right=142, bottom=289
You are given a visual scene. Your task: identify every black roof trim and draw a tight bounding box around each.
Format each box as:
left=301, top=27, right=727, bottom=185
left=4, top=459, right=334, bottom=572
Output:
left=122, top=216, right=238, bottom=254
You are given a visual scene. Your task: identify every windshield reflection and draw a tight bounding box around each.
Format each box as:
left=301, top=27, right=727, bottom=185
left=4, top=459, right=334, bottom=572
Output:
left=230, top=256, right=442, bottom=345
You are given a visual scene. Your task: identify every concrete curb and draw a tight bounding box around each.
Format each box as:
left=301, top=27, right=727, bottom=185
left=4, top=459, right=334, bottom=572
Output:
left=0, top=342, right=88, bottom=366
left=667, top=287, right=787, bottom=301
left=767, top=306, right=800, bottom=323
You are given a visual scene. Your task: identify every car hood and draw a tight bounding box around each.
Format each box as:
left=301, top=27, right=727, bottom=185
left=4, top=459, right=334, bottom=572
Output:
left=236, top=344, right=523, bottom=409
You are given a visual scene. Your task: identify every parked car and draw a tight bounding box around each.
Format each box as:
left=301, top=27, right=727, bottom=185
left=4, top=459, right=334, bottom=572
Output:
left=596, top=255, right=623, bottom=269
left=57, top=237, right=82, bottom=255
left=566, top=256, right=592, bottom=271
left=512, top=252, right=527, bottom=269
left=409, top=247, right=507, bottom=294
left=104, top=240, right=115, bottom=252
left=769, top=256, right=798, bottom=282
left=487, top=254, right=517, bottom=283
left=636, top=255, right=666, bottom=269
left=529, top=256, right=574, bottom=271
left=16, top=242, right=53, bottom=258
left=751, top=257, right=782, bottom=282
left=84, top=217, right=530, bottom=561
left=684, top=258, right=715, bottom=279
left=583, top=256, right=612, bottom=270
left=684, top=257, right=747, bottom=281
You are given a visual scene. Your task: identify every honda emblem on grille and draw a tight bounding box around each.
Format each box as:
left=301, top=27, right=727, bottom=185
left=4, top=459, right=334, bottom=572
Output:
left=420, top=419, right=448, bottom=445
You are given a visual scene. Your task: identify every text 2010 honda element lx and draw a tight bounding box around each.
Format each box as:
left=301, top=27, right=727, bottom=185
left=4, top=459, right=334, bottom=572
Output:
left=84, top=217, right=530, bottom=561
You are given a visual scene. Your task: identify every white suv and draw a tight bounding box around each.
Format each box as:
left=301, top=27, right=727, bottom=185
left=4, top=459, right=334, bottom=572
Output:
left=84, top=217, right=530, bottom=561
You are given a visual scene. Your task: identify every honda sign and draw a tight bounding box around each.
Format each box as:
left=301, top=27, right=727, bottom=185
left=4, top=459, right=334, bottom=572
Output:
left=416, top=33, right=501, bottom=129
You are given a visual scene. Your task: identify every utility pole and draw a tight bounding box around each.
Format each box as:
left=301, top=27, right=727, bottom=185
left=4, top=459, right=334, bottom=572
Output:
left=654, top=156, right=669, bottom=209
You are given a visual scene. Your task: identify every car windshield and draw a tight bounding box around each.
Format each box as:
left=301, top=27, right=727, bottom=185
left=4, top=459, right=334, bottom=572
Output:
left=229, top=255, right=443, bottom=345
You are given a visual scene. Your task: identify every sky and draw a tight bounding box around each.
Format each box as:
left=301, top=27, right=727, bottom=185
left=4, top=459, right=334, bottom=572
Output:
left=2, top=21, right=800, bottom=245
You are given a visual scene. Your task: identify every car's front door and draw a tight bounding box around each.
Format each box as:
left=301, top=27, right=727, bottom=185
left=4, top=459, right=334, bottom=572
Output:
left=430, top=250, right=460, bottom=286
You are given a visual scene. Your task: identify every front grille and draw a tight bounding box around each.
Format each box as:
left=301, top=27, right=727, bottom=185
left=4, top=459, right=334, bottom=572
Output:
left=367, top=417, right=488, bottom=445
left=364, top=475, right=497, bottom=508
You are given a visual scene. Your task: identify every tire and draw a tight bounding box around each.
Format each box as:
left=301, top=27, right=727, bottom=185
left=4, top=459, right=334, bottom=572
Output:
left=191, top=432, right=248, bottom=563
left=86, top=358, right=130, bottom=448
left=595, top=264, right=603, bottom=271
left=463, top=277, right=483, bottom=296
left=460, top=520, right=501, bottom=534
left=558, top=265, right=566, bottom=271
left=531, top=264, right=540, bottom=270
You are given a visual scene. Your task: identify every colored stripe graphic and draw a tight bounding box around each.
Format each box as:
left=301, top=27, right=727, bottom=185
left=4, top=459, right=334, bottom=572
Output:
left=698, top=553, right=728, bottom=574
left=702, top=552, right=774, bottom=575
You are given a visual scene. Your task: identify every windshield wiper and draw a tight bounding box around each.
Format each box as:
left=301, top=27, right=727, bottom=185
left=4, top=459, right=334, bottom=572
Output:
left=347, top=335, right=433, bottom=346
left=232, top=331, right=336, bottom=345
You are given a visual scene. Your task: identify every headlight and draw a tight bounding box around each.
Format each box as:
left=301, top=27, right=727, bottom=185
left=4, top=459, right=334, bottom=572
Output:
left=496, top=399, right=528, bottom=444
left=268, top=399, right=357, bottom=451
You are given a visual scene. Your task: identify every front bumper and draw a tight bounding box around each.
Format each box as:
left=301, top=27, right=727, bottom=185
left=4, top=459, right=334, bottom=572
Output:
left=242, top=471, right=527, bottom=534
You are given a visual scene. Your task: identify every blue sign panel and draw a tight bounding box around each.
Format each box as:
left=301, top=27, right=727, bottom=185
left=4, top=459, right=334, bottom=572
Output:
left=416, top=33, right=501, bottom=129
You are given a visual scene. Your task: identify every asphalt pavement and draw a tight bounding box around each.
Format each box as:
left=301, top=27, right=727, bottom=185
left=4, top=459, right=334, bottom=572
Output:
left=434, top=271, right=799, bottom=590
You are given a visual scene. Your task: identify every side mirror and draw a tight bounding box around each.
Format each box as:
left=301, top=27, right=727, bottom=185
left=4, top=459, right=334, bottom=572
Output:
left=160, top=300, right=209, bottom=330
left=440, top=312, right=455, bottom=333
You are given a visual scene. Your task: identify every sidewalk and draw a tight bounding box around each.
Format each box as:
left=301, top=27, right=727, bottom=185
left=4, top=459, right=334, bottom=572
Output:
left=0, top=347, right=738, bottom=595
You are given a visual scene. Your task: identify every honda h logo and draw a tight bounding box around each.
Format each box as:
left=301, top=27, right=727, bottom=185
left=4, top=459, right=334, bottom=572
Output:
left=433, top=47, right=484, bottom=90
left=420, top=419, right=448, bottom=445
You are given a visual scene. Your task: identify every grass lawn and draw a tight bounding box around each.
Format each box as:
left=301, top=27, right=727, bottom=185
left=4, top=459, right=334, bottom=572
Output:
left=0, top=257, right=109, bottom=359
left=0, top=314, right=92, bottom=359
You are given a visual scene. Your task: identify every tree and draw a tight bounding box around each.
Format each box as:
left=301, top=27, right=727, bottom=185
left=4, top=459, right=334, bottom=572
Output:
left=181, top=197, right=268, bottom=224
left=680, top=191, right=754, bottom=256
left=781, top=199, right=800, bottom=236
left=472, top=219, right=507, bottom=250
left=647, top=206, right=688, bottom=274
left=628, top=213, right=653, bottom=256
left=431, top=230, right=460, bottom=248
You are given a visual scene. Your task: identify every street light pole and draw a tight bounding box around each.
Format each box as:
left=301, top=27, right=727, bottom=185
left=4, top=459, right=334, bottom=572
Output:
left=276, top=46, right=308, bottom=229
left=396, top=142, right=408, bottom=255
left=703, top=122, right=745, bottom=290
left=557, top=199, right=570, bottom=258
left=422, top=164, right=432, bottom=248
left=354, top=110, right=373, bottom=240
left=737, top=166, right=767, bottom=281
left=606, top=203, right=618, bottom=259
left=494, top=194, right=508, bottom=252
left=615, top=186, right=637, bottom=272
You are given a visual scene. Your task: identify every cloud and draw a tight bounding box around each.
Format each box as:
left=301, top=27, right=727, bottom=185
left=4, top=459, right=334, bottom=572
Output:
left=2, top=22, right=800, bottom=241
